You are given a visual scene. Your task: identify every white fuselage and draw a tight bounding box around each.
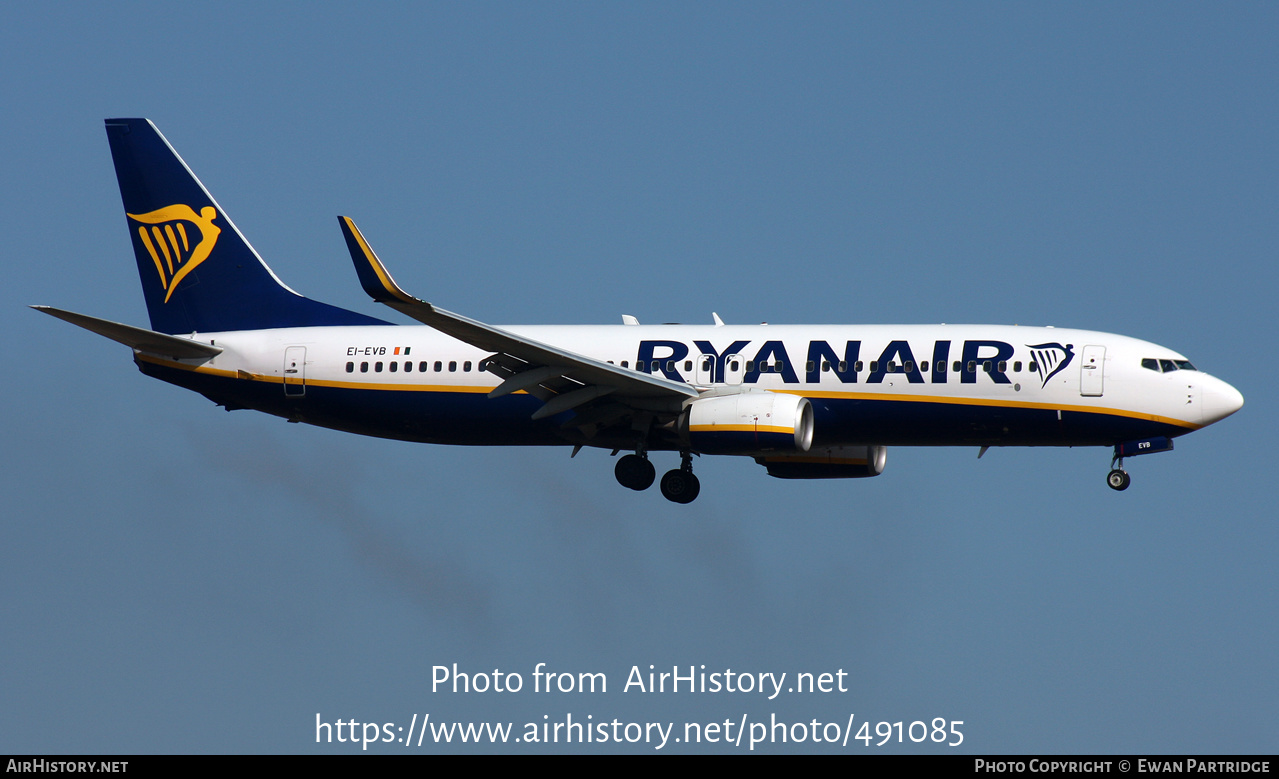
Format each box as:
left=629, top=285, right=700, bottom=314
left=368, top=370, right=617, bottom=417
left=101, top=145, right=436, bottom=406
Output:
left=138, top=322, right=1243, bottom=451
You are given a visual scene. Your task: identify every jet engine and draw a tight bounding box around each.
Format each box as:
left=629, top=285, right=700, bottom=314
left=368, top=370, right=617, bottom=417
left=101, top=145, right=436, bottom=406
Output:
left=755, top=445, right=887, bottom=479
left=681, top=392, right=813, bottom=455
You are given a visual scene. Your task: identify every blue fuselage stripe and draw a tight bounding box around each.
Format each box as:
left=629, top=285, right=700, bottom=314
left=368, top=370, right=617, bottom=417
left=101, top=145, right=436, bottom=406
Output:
left=139, top=361, right=1188, bottom=450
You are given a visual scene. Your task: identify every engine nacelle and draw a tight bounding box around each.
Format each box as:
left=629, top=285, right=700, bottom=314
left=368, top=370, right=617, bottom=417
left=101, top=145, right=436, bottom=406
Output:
left=756, top=445, right=887, bottom=479
left=681, top=392, right=813, bottom=455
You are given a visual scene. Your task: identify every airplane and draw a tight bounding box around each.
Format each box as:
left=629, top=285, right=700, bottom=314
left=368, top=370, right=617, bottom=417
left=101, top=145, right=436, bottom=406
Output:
left=35, top=118, right=1244, bottom=504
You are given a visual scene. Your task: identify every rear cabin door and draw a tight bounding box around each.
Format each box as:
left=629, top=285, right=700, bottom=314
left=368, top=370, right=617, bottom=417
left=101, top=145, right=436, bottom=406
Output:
left=284, top=346, right=307, bottom=397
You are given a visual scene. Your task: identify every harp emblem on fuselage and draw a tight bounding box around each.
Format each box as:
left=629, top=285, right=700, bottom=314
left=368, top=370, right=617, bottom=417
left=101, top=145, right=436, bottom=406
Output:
left=126, top=205, right=221, bottom=303
left=1027, top=342, right=1075, bottom=389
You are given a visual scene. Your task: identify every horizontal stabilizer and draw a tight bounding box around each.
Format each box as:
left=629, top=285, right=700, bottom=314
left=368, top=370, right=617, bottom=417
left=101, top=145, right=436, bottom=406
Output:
left=32, top=306, right=222, bottom=360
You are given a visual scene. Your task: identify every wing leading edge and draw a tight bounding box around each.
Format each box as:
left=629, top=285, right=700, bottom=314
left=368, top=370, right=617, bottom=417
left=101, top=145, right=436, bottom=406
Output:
left=337, top=217, right=698, bottom=424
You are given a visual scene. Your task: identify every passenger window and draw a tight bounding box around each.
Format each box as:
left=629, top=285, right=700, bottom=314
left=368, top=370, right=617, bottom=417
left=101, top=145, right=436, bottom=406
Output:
left=684, top=360, right=692, bottom=372
left=637, top=360, right=646, bottom=371
left=701, top=359, right=711, bottom=371
left=998, top=361, right=1007, bottom=372
left=404, top=361, right=413, bottom=373
left=463, top=361, right=472, bottom=372
left=389, top=362, right=398, bottom=372
left=853, top=361, right=862, bottom=372
left=449, top=361, right=457, bottom=372
left=375, top=362, right=383, bottom=373
left=420, top=361, right=428, bottom=372
left=967, top=361, right=976, bottom=372
left=360, top=362, right=368, bottom=373
left=953, top=361, right=962, bottom=372
left=807, top=361, right=816, bottom=373
left=1029, top=361, right=1038, bottom=373
left=622, top=361, right=629, bottom=368
left=904, top=360, right=914, bottom=373
left=869, top=361, right=878, bottom=372
left=729, top=360, right=740, bottom=371
left=936, top=360, right=946, bottom=373
left=983, top=361, right=992, bottom=372
left=776, top=361, right=785, bottom=372
left=666, top=360, right=674, bottom=372
left=346, top=362, right=354, bottom=373
left=434, top=361, right=443, bottom=372
left=1013, top=361, right=1021, bottom=372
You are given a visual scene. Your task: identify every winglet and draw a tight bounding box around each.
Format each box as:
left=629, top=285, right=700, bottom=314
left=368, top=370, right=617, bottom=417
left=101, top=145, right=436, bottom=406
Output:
left=338, top=216, right=418, bottom=305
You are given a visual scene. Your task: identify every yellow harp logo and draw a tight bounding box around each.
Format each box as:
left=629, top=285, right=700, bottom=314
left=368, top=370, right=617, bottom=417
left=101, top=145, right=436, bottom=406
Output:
left=127, top=205, right=221, bottom=303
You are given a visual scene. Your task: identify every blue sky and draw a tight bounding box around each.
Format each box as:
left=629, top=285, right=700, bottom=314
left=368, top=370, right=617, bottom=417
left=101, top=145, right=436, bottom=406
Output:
left=2, top=3, right=1275, bottom=753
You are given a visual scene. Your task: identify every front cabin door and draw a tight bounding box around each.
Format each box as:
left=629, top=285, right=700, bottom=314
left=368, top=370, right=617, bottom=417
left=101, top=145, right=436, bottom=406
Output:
left=1080, top=345, right=1105, bottom=397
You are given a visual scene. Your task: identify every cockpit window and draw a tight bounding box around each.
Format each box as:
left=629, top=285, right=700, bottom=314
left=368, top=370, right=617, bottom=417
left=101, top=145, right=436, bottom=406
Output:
left=1144, top=357, right=1199, bottom=373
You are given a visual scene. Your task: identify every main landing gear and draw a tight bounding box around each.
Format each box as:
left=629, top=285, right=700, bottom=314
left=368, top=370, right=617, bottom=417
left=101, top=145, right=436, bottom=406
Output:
left=615, top=453, right=655, bottom=491
left=614, top=450, right=700, bottom=504
left=659, top=452, right=700, bottom=504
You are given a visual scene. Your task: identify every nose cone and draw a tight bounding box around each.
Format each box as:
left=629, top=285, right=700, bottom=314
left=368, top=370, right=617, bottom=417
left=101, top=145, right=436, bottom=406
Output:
left=1202, top=377, right=1244, bottom=425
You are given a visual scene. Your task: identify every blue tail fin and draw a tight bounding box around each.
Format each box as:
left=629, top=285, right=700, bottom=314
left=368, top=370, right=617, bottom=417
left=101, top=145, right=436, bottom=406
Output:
left=105, top=118, right=387, bottom=333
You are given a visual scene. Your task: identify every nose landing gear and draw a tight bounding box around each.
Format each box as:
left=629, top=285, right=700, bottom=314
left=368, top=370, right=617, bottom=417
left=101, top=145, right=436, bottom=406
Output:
left=1106, top=436, right=1175, bottom=491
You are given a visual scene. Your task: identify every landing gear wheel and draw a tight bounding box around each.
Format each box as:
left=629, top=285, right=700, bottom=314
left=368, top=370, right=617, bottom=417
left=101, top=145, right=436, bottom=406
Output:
left=1107, top=469, right=1130, bottom=491
left=615, top=454, right=655, bottom=491
left=660, top=469, right=701, bottom=504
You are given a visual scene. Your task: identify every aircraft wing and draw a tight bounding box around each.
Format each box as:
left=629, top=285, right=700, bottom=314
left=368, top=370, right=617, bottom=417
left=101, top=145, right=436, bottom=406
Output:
left=338, top=218, right=698, bottom=421
left=32, top=306, right=223, bottom=360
